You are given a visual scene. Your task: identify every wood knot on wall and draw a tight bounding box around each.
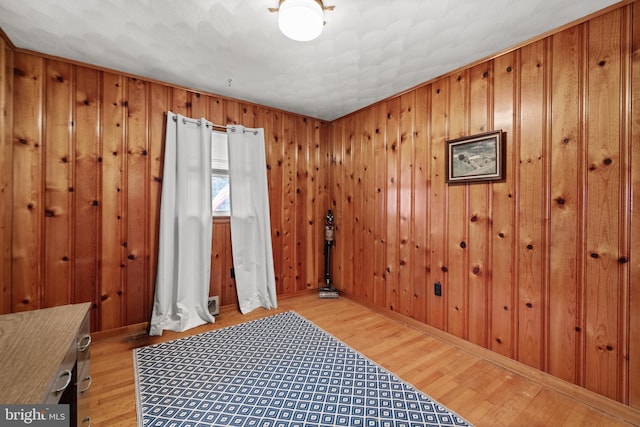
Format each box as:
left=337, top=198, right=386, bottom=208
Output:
left=596, top=344, right=615, bottom=352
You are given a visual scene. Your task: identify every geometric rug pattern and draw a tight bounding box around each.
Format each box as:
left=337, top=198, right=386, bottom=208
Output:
left=134, top=311, right=472, bottom=426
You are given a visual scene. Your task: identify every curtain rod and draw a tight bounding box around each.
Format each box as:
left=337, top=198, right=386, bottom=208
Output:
left=171, top=115, right=258, bottom=135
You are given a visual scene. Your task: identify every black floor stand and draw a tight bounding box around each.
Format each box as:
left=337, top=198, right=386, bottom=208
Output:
left=319, top=210, right=338, bottom=299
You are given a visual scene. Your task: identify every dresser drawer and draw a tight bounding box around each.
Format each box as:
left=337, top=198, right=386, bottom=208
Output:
left=77, top=311, right=91, bottom=377
left=44, top=340, right=77, bottom=405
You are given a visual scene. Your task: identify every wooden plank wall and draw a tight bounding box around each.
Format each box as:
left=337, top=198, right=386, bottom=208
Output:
left=7, top=51, right=329, bottom=332
left=330, top=3, right=639, bottom=407
left=0, top=35, right=13, bottom=315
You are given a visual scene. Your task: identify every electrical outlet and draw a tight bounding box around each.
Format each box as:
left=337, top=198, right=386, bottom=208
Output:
left=434, top=282, right=442, bottom=297
left=208, top=295, right=220, bottom=316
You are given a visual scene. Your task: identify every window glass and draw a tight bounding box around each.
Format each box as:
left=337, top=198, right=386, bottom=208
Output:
left=211, top=132, right=229, bottom=216
left=212, top=174, right=230, bottom=214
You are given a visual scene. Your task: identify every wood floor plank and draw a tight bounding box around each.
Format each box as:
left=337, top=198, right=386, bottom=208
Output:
left=89, top=294, right=636, bottom=426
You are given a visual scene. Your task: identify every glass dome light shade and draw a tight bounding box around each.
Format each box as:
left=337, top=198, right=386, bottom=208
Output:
left=278, top=0, right=324, bottom=42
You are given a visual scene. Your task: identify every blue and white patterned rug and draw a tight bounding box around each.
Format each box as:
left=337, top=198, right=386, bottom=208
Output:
left=134, top=311, right=472, bottom=427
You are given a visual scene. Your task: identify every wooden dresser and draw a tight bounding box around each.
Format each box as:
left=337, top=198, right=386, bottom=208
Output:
left=0, top=303, right=91, bottom=426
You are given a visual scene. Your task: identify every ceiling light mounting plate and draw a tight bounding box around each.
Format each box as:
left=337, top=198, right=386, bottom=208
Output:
left=269, top=0, right=334, bottom=12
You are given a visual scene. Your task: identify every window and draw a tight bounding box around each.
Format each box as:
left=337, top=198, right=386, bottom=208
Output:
left=211, top=131, right=229, bottom=216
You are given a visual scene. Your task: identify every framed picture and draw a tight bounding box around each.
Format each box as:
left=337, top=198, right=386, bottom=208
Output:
left=445, top=130, right=504, bottom=184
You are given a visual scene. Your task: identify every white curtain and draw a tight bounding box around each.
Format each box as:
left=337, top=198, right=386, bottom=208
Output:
left=227, top=125, right=278, bottom=314
left=149, top=112, right=214, bottom=336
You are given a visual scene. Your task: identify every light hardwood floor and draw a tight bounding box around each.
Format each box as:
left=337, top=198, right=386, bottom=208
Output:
left=89, top=294, right=638, bottom=426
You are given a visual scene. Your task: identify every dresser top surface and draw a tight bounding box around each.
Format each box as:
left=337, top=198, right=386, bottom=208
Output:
left=0, top=303, right=91, bottom=403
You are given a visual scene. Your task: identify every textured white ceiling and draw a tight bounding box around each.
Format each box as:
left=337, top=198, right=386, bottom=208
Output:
left=0, top=0, right=620, bottom=120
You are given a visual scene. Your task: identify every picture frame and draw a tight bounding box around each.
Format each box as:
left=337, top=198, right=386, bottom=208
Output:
left=445, top=130, right=504, bottom=184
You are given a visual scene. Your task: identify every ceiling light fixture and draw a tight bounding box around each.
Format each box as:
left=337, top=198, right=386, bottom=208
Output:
left=270, top=0, right=334, bottom=42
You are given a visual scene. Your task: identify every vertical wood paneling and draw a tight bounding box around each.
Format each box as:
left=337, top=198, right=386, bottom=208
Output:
left=428, top=81, right=447, bottom=329
left=467, top=63, right=491, bottom=347
left=331, top=5, right=637, bottom=404
left=12, top=54, right=44, bottom=312
left=316, top=121, right=330, bottom=285
left=630, top=1, right=640, bottom=409
left=361, top=110, right=375, bottom=300
left=549, top=25, right=584, bottom=384
left=517, top=40, right=547, bottom=369
left=295, top=116, right=309, bottom=291
left=281, top=113, right=297, bottom=294
left=240, top=103, right=257, bottom=128
left=372, top=104, right=387, bottom=307
left=125, top=78, right=149, bottom=324
left=0, top=36, right=13, bottom=315
left=398, top=92, right=415, bottom=317
left=352, top=112, right=365, bottom=297
left=330, top=119, right=345, bottom=292
left=412, top=86, right=429, bottom=323
left=385, top=99, right=400, bottom=312
left=212, top=219, right=235, bottom=306
left=341, top=115, right=355, bottom=295
left=490, top=53, right=517, bottom=357
left=190, top=92, right=208, bottom=119
left=209, top=218, right=224, bottom=303
left=43, top=60, right=73, bottom=308
left=209, top=96, right=226, bottom=126
left=170, top=87, right=189, bottom=117
left=73, top=66, right=100, bottom=328
left=100, top=72, right=126, bottom=330
left=302, top=118, right=323, bottom=290
left=584, top=10, right=622, bottom=401
left=619, top=6, right=632, bottom=404
left=447, top=72, right=468, bottom=339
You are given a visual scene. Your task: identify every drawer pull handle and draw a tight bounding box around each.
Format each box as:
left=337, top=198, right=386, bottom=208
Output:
left=82, top=416, right=91, bottom=426
left=79, top=375, right=92, bottom=393
left=78, top=334, right=92, bottom=352
left=54, top=369, right=72, bottom=393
